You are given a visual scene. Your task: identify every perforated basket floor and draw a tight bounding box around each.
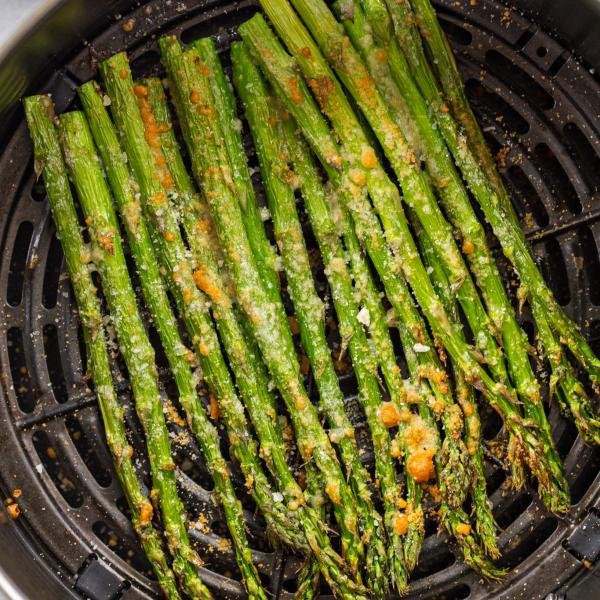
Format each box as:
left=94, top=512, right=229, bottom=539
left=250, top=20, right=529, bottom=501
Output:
left=0, top=1, right=599, bottom=599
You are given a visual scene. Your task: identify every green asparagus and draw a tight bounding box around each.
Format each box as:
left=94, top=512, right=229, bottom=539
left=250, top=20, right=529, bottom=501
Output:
left=232, top=41, right=393, bottom=595
left=58, top=110, right=212, bottom=600
left=191, top=38, right=281, bottom=303
left=265, top=0, right=511, bottom=391
left=23, top=95, right=181, bottom=600
left=396, top=0, right=600, bottom=442
left=159, top=36, right=368, bottom=585
left=98, top=53, right=310, bottom=559
left=239, top=11, right=560, bottom=514
left=342, top=0, right=568, bottom=509
left=77, top=81, right=267, bottom=600
left=109, top=55, right=362, bottom=597
left=295, top=464, right=326, bottom=599
left=415, top=216, right=499, bottom=559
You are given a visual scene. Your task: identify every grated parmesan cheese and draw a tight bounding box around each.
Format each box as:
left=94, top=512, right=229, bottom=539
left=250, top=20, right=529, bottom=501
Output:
left=357, top=306, right=371, bottom=326
left=413, top=342, right=430, bottom=353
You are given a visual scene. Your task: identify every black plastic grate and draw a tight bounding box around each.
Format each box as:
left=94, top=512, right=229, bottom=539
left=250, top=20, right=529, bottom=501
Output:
left=0, top=1, right=599, bottom=599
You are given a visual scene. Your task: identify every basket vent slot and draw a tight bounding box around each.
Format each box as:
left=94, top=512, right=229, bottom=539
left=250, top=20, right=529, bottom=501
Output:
left=439, top=19, right=472, bottom=46
left=66, top=415, right=112, bottom=488
left=464, top=78, right=530, bottom=135
left=411, top=544, right=456, bottom=581
left=30, top=179, right=47, bottom=202
left=32, top=429, right=84, bottom=508
left=563, top=122, right=600, bottom=195
left=7, top=326, right=36, bottom=412
left=42, top=233, right=63, bottom=309
left=494, top=492, right=532, bottom=529
left=43, top=323, right=68, bottom=403
left=7, top=221, right=33, bottom=306
left=532, top=143, right=582, bottom=215
left=92, top=520, right=154, bottom=578
left=505, top=164, right=549, bottom=227
left=570, top=447, right=600, bottom=505
left=439, top=584, right=471, bottom=600
left=129, top=50, right=161, bottom=81
left=541, top=237, right=571, bottom=306
left=485, top=49, right=555, bottom=111
left=498, top=517, right=558, bottom=569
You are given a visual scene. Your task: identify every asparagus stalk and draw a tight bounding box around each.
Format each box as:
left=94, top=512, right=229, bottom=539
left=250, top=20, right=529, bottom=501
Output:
left=280, top=122, right=410, bottom=592
left=239, top=12, right=560, bottom=514
left=23, top=95, right=181, bottom=600
left=58, top=110, right=212, bottom=600
left=288, top=116, right=434, bottom=573
left=318, top=176, right=437, bottom=569
left=141, top=74, right=292, bottom=508
left=232, top=39, right=500, bottom=579
left=338, top=199, right=427, bottom=571
left=342, top=0, right=569, bottom=509
left=135, top=71, right=366, bottom=599
left=141, top=76, right=269, bottom=382
left=393, top=0, right=600, bottom=440
left=415, top=216, right=499, bottom=559
left=340, top=162, right=490, bottom=566
left=262, top=0, right=512, bottom=392
left=77, top=82, right=267, bottom=599
left=531, top=300, right=600, bottom=444
left=98, top=52, right=310, bottom=559
left=338, top=178, right=472, bottom=521
left=295, top=463, right=327, bottom=599
left=139, top=75, right=290, bottom=505
left=191, top=38, right=281, bottom=303
left=394, top=303, right=503, bottom=578
left=400, top=0, right=516, bottom=228
left=232, top=42, right=394, bottom=595
left=190, top=41, right=306, bottom=404
left=239, top=15, right=457, bottom=449
left=159, top=36, right=368, bottom=585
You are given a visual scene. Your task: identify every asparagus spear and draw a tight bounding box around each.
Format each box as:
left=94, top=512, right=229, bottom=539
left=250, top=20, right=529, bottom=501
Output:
left=133, top=70, right=366, bottom=599
left=337, top=199, right=428, bottom=571
left=193, top=35, right=368, bottom=465
left=77, top=82, right=267, bottom=600
left=159, top=36, right=368, bottom=584
left=298, top=122, right=441, bottom=574
left=98, top=52, right=310, bottom=559
left=531, top=301, right=599, bottom=444
left=141, top=75, right=270, bottom=384
left=58, top=110, right=212, bottom=600
left=399, top=0, right=515, bottom=227
left=239, top=12, right=561, bottom=513
left=294, top=466, right=325, bottom=600
left=336, top=151, right=491, bottom=566
left=232, top=41, right=393, bottom=595
left=394, top=300, right=503, bottom=577
left=23, top=95, right=181, bottom=600
left=232, top=39, right=502, bottom=579
left=317, top=173, right=437, bottom=569
left=139, top=75, right=289, bottom=504
left=341, top=0, right=569, bottom=509
left=392, top=0, right=600, bottom=441
left=261, top=0, right=512, bottom=392
left=191, top=38, right=281, bottom=303
left=415, top=216, right=499, bottom=559
left=191, top=41, right=312, bottom=409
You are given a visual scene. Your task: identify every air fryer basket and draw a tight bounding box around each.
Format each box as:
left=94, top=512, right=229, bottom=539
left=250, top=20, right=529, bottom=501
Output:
left=0, top=0, right=599, bottom=598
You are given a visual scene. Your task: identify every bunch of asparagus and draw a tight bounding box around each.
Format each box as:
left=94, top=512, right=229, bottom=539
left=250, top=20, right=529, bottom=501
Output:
left=24, top=0, right=600, bottom=597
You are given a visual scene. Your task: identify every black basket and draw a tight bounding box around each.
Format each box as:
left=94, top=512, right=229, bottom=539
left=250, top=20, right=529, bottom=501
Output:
left=0, top=1, right=599, bottom=598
